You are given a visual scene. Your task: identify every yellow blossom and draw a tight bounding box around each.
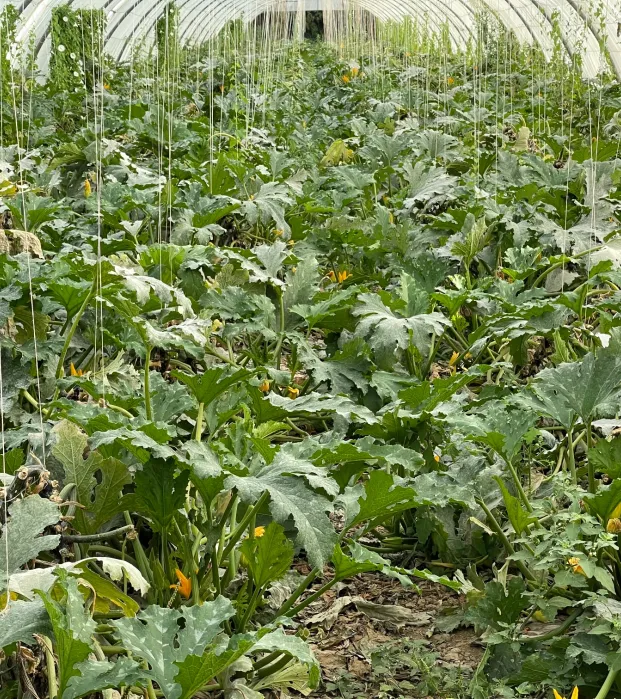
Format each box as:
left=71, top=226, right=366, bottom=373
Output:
left=434, top=454, right=440, bottom=463
left=259, top=379, right=271, bottom=393
left=337, top=270, right=351, bottom=283
left=351, top=67, right=359, bottom=77
left=274, top=229, right=284, bottom=237
left=447, top=76, right=455, bottom=86
left=84, top=179, right=92, bottom=198
left=287, top=386, right=300, bottom=399
left=568, top=557, right=585, bottom=576
left=103, top=82, right=110, bottom=90
left=211, top=319, right=223, bottom=332
left=553, top=687, right=578, bottom=699
left=70, top=362, right=83, bottom=377
left=170, top=569, right=192, bottom=599
left=607, top=518, right=621, bottom=533
left=389, top=212, right=394, bottom=224
left=449, top=351, right=460, bottom=366
left=342, top=74, right=350, bottom=84
left=327, top=270, right=336, bottom=282
left=254, top=526, right=266, bottom=537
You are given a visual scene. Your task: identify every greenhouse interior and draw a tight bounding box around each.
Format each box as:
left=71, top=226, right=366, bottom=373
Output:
left=1, top=0, right=621, bottom=697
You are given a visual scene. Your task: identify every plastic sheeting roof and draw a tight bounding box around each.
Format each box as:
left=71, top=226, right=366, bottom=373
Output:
left=2, top=0, right=621, bottom=79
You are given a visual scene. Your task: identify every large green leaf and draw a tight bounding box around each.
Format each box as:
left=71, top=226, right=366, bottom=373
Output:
left=127, top=459, right=190, bottom=532
left=52, top=420, right=131, bottom=534
left=226, top=469, right=336, bottom=570
left=240, top=522, right=294, bottom=590
left=584, top=480, right=621, bottom=523
left=344, top=470, right=417, bottom=530
left=589, top=437, right=621, bottom=480
left=174, top=634, right=256, bottom=699
left=531, top=343, right=621, bottom=423
left=0, top=599, right=51, bottom=649
left=0, top=496, right=59, bottom=588
left=38, top=572, right=96, bottom=698
left=171, top=366, right=252, bottom=407
left=113, top=598, right=238, bottom=699
left=63, top=658, right=147, bottom=699
left=253, top=628, right=320, bottom=689
left=353, top=293, right=449, bottom=367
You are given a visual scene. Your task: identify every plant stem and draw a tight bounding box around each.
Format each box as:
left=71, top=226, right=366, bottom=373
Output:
left=64, top=524, right=134, bottom=543
left=86, top=545, right=138, bottom=567
left=194, top=402, right=205, bottom=441
left=41, top=636, right=58, bottom=699
left=144, top=345, right=153, bottom=421
left=123, top=511, right=153, bottom=585
left=273, top=286, right=285, bottom=369
left=586, top=419, right=596, bottom=493
left=275, top=567, right=319, bottom=617
left=567, top=425, right=577, bottom=485
left=256, top=653, right=292, bottom=679
left=220, top=491, right=270, bottom=562
left=284, top=576, right=339, bottom=618
left=594, top=667, right=619, bottom=699
left=477, top=498, right=536, bottom=582
left=505, top=460, right=532, bottom=512
left=518, top=608, right=581, bottom=643
left=238, top=586, right=261, bottom=631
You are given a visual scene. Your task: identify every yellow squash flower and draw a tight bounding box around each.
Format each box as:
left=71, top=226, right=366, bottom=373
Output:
left=254, top=526, right=265, bottom=537
left=351, top=67, right=359, bottom=77
left=342, top=74, right=350, bottom=84
left=259, top=379, right=271, bottom=393
left=568, top=557, right=585, bottom=576
left=70, top=362, right=83, bottom=377
left=287, top=386, right=300, bottom=399
left=170, top=569, right=192, bottom=599
left=607, top=518, right=621, bottom=533
left=447, top=76, right=455, bottom=86
left=337, top=270, right=351, bottom=283
left=327, top=270, right=336, bottom=282
left=84, top=179, right=92, bottom=198
left=553, top=687, right=578, bottom=699
left=274, top=229, right=284, bottom=237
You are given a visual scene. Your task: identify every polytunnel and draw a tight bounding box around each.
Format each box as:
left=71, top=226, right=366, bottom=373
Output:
left=1, top=0, right=620, bottom=79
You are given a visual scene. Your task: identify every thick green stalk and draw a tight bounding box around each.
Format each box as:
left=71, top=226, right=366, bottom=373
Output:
left=144, top=345, right=153, bottom=421
left=220, top=491, right=270, bottom=562
left=238, top=586, right=262, bottom=632
left=273, top=286, right=286, bottom=369
left=518, top=608, right=581, bottom=643
left=587, top=419, right=596, bottom=493
left=275, top=567, right=319, bottom=617
left=63, top=524, right=134, bottom=543
left=42, top=636, right=58, bottom=699
left=594, top=667, right=619, bottom=699
left=194, top=402, right=205, bottom=441
left=123, top=511, right=153, bottom=585
left=283, top=576, right=339, bottom=618
left=477, top=498, right=536, bottom=582
left=54, top=283, right=96, bottom=384
left=505, top=460, right=532, bottom=512
left=567, top=426, right=577, bottom=485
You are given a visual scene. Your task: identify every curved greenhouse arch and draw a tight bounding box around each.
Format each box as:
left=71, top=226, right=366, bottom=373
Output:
left=5, top=0, right=621, bottom=79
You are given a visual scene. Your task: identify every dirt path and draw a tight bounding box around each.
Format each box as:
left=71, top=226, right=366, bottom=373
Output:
left=290, top=571, right=483, bottom=698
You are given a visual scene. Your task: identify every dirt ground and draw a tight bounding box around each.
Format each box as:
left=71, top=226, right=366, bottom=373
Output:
left=286, top=567, right=483, bottom=699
